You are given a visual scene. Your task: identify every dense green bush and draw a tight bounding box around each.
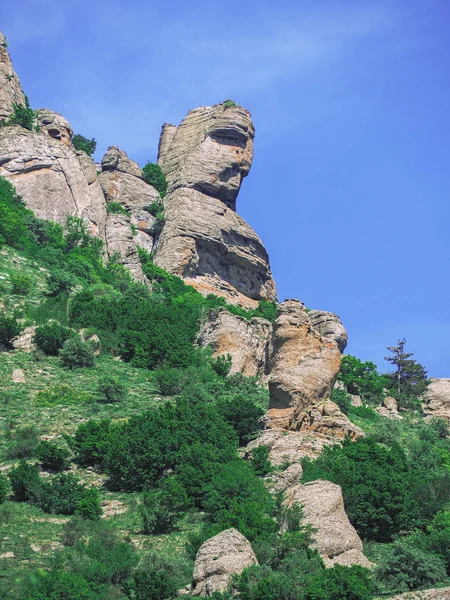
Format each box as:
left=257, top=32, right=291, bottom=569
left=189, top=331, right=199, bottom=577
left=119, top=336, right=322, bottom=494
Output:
left=142, top=162, right=168, bottom=197
left=303, top=564, right=376, bottom=600
left=155, top=367, right=187, bottom=395
left=249, top=445, right=272, bottom=476
left=211, top=353, right=233, bottom=378
left=145, top=200, right=166, bottom=234
left=72, top=134, right=97, bottom=156
left=34, top=384, right=93, bottom=407
left=331, top=388, right=351, bottom=414
left=76, top=487, right=103, bottom=520
left=140, top=477, right=189, bottom=534
left=223, top=99, right=238, bottom=109
left=0, top=312, right=22, bottom=348
left=6, top=425, right=40, bottom=459
left=72, top=419, right=112, bottom=467
left=429, top=416, right=449, bottom=439
left=6, top=99, right=38, bottom=131
left=59, top=336, right=95, bottom=368
left=106, top=201, right=128, bottom=215
left=9, top=461, right=41, bottom=502
left=46, top=270, right=74, bottom=297
left=24, top=570, right=100, bottom=600
left=338, top=355, right=388, bottom=404
left=9, top=271, right=32, bottom=294
left=97, top=374, right=127, bottom=403
left=33, top=322, right=75, bottom=355
left=37, top=440, right=71, bottom=471
left=0, top=473, right=10, bottom=503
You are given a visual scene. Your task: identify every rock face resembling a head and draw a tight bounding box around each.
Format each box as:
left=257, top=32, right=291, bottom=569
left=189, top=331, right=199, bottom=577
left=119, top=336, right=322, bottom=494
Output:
left=36, top=109, right=73, bottom=146
left=154, top=103, right=276, bottom=308
left=0, top=31, right=26, bottom=120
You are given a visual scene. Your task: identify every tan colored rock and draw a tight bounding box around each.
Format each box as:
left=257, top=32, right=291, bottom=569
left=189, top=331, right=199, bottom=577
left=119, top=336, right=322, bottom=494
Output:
left=375, top=396, right=402, bottom=419
left=0, top=32, right=26, bottom=120
left=192, top=528, right=258, bottom=596
left=307, top=310, right=348, bottom=353
left=386, top=589, right=450, bottom=600
left=267, top=300, right=342, bottom=415
left=0, top=126, right=106, bottom=238
left=285, top=480, right=371, bottom=568
left=349, top=394, right=362, bottom=407
left=12, top=369, right=25, bottom=383
left=12, top=325, right=37, bottom=352
left=197, top=309, right=272, bottom=377
left=154, top=103, right=276, bottom=307
left=36, top=109, right=73, bottom=145
left=105, top=214, right=144, bottom=281
left=423, top=379, right=450, bottom=422
left=75, top=150, right=108, bottom=239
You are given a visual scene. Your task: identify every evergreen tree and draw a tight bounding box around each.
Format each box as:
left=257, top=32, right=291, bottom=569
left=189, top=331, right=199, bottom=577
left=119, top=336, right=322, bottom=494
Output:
left=384, top=338, right=429, bottom=406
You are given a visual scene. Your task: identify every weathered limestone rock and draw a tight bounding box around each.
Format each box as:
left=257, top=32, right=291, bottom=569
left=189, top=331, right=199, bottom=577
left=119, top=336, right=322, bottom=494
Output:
left=76, top=150, right=108, bottom=239
left=12, top=369, right=25, bottom=383
left=267, top=300, right=342, bottom=416
left=375, top=396, right=401, bottom=419
left=307, top=310, right=348, bottom=353
left=154, top=103, right=276, bottom=308
left=105, top=214, right=144, bottom=281
left=192, top=528, right=257, bottom=596
left=349, top=393, right=362, bottom=407
left=0, top=126, right=106, bottom=238
left=12, top=325, right=37, bottom=352
left=197, top=309, right=272, bottom=377
left=0, top=32, right=26, bottom=120
left=284, top=480, right=372, bottom=568
left=423, top=379, right=450, bottom=422
left=36, top=109, right=73, bottom=145
left=386, top=588, right=450, bottom=599
left=246, top=428, right=331, bottom=467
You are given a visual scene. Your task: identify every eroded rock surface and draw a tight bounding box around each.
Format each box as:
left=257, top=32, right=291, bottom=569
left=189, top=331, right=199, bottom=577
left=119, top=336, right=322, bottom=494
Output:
left=423, top=379, right=450, bottom=422
left=192, top=528, right=257, bottom=596
left=386, top=589, right=450, bottom=600
left=36, top=109, right=73, bottom=145
left=154, top=103, right=276, bottom=308
left=197, top=309, right=272, bottom=377
left=375, top=396, right=401, bottom=419
left=307, top=309, right=348, bottom=353
left=105, top=214, right=144, bottom=281
left=284, top=480, right=371, bottom=568
left=0, top=32, right=26, bottom=119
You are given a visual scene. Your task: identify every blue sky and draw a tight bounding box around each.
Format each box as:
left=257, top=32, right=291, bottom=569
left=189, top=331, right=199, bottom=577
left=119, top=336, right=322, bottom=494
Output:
left=2, top=0, right=450, bottom=376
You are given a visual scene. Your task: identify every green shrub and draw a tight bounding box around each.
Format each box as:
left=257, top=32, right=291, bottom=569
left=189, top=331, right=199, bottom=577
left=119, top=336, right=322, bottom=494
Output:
left=106, top=202, right=128, bottom=216
left=46, top=270, right=74, bottom=296
left=72, top=419, right=112, bottom=467
left=122, top=553, right=187, bottom=600
left=140, top=477, right=189, bottom=534
left=37, top=474, right=99, bottom=516
left=223, top=99, right=238, bottom=109
left=9, top=460, right=41, bottom=501
left=34, top=384, right=93, bottom=407
left=142, top=162, right=168, bottom=197
left=0, top=312, right=22, bottom=348
left=249, top=445, right=272, bottom=476
left=76, top=487, right=103, bottom=520
left=155, top=367, right=187, bottom=395
left=33, top=322, right=75, bottom=355
left=377, top=538, right=447, bottom=593
left=6, top=425, right=40, bottom=459
left=338, top=354, right=388, bottom=404
left=37, top=440, right=71, bottom=471
left=212, top=353, right=233, bottom=378
left=429, top=416, right=449, bottom=439
left=216, top=380, right=265, bottom=445
left=6, top=99, right=38, bottom=131
left=331, top=388, right=350, bottom=414
left=97, top=375, right=127, bottom=403
left=304, top=564, right=376, bottom=600
left=59, top=336, right=95, bottom=368
left=0, top=473, right=10, bottom=503
left=72, top=134, right=97, bottom=156
left=24, top=570, right=100, bottom=600
left=9, top=271, right=32, bottom=294
left=347, top=405, right=380, bottom=421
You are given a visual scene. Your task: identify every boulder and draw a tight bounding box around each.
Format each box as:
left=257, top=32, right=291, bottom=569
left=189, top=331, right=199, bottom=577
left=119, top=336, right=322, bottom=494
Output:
left=0, top=32, right=26, bottom=120
left=267, top=300, right=342, bottom=416
left=192, top=528, right=258, bottom=596
left=386, top=589, right=450, bottom=599
left=375, top=395, right=401, bottom=419
left=349, top=394, right=362, bottom=407
left=307, top=310, right=348, bottom=353
left=246, top=428, right=331, bottom=467
left=197, top=309, right=272, bottom=377
left=105, top=214, right=144, bottom=281
left=154, top=103, right=277, bottom=308
left=12, top=325, right=37, bottom=352
left=0, top=126, right=106, bottom=238
left=36, top=109, right=73, bottom=145
left=284, top=480, right=371, bottom=568
left=423, top=379, right=450, bottom=422
left=12, top=369, right=25, bottom=383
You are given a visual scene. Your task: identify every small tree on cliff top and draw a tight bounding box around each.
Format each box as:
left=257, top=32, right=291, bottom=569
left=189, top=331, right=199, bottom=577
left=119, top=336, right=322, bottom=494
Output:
left=384, top=338, right=429, bottom=406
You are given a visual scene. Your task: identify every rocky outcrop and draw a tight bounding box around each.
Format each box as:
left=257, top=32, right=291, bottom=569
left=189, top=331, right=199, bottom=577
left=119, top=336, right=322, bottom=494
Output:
left=0, top=33, right=26, bottom=120
left=154, top=103, right=276, bottom=308
left=36, top=109, right=73, bottom=145
left=105, top=214, right=144, bottom=281
left=197, top=309, right=271, bottom=377
left=386, top=589, right=450, bottom=600
left=307, top=310, right=348, bottom=353
left=267, top=300, right=342, bottom=416
left=423, top=379, right=450, bottom=422
left=284, top=480, right=371, bottom=568
left=0, top=126, right=106, bottom=238
left=375, top=396, right=401, bottom=419
left=191, top=528, right=258, bottom=596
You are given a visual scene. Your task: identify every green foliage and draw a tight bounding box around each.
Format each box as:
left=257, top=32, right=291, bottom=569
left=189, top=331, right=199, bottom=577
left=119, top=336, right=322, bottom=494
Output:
left=34, top=384, right=93, bottom=407
left=338, top=355, right=388, bottom=404
left=123, top=552, right=187, bottom=600
left=0, top=312, right=23, bottom=348
left=76, top=487, right=103, bottom=520
left=72, top=419, right=112, bottom=467
left=223, top=99, right=238, bottom=109
left=9, top=271, right=32, bottom=295
left=24, top=570, right=100, bottom=600
left=145, top=200, right=166, bottom=233
left=385, top=338, right=429, bottom=407
left=212, top=353, right=233, bottom=378
left=331, top=388, right=351, bottom=414
left=6, top=99, right=38, bottom=131
left=9, top=461, right=41, bottom=501
left=155, top=367, right=187, bottom=395
left=303, top=564, right=376, bottom=600
left=6, top=425, right=40, bottom=459
left=37, top=440, right=71, bottom=471
left=33, top=322, right=75, bottom=355
left=249, top=445, right=272, bottom=476
left=59, top=336, right=95, bottom=369
left=347, top=404, right=380, bottom=421
left=142, top=162, right=168, bottom=197
left=72, top=134, right=97, bottom=156
left=377, top=538, right=447, bottom=593
left=97, top=375, right=127, bottom=403
left=429, top=416, right=449, bottom=439
left=46, top=270, right=74, bottom=297
left=140, top=477, right=190, bottom=534
left=106, top=202, right=128, bottom=216
left=0, top=473, right=10, bottom=503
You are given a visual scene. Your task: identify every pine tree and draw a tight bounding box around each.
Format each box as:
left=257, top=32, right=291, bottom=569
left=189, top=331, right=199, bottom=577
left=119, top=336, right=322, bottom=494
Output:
left=384, top=338, right=429, bottom=406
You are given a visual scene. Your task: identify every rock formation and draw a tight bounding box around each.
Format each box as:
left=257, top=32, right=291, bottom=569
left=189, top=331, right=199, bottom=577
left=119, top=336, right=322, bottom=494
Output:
left=307, top=309, right=348, bottom=353
left=423, top=379, right=450, bottom=422
left=284, top=480, right=372, bottom=568
left=191, top=528, right=258, bottom=596
left=0, top=33, right=25, bottom=120
left=387, top=589, right=450, bottom=600
left=154, top=103, right=277, bottom=308
left=104, top=213, right=144, bottom=281
left=36, top=109, right=73, bottom=145
left=197, top=309, right=271, bottom=377
left=375, top=396, right=401, bottom=419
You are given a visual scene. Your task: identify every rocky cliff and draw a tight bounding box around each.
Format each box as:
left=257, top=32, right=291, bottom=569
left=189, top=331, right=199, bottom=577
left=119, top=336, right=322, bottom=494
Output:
left=0, top=33, right=25, bottom=120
